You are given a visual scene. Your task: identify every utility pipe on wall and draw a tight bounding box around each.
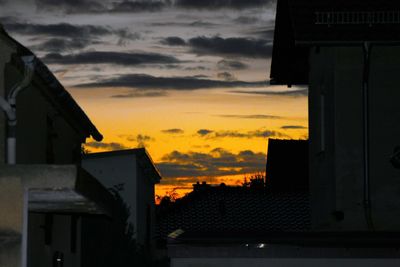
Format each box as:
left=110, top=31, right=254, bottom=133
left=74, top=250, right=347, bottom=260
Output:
left=0, top=55, right=35, bottom=164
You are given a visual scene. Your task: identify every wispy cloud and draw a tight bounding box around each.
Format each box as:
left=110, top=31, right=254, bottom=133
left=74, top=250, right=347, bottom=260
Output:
left=197, top=129, right=214, bottom=136
left=217, top=59, right=248, bottom=70
left=111, top=90, right=167, bottom=98
left=85, top=141, right=128, bottom=151
left=162, top=128, right=185, bottom=134
left=196, top=128, right=286, bottom=139
left=215, top=114, right=282, bottom=119
left=281, top=125, right=307, bottom=129
left=74, top=73, right=267, bottom=90
left=188, top=36, right=272, bottom=58
left=175, top=0, right=275, bottom=9
left=42, top=51, right=180, bottom=66
left=231, top=88, right=308, bottom=97
left=157, top=147, right=266, bottom=178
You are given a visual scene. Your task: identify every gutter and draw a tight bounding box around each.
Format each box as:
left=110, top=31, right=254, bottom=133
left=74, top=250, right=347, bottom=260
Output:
left=0, top=56, right=35, bottom=164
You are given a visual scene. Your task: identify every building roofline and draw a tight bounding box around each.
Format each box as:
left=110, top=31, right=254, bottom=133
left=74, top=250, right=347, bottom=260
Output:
left=0, top=27, right=103, bottom=141
left=84, top=148, right=162, bottom=183
left=168, top=231, right=400, bottom=247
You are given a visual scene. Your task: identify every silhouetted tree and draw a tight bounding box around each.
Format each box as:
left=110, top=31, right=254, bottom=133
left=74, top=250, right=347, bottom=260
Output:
left=108, top=186, right=147, bottom=267
left=242, top=173, right=266, bottom=189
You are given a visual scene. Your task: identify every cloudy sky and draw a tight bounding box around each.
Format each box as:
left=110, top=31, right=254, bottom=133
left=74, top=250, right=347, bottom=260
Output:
left=0, top=0, right=308, bottom=196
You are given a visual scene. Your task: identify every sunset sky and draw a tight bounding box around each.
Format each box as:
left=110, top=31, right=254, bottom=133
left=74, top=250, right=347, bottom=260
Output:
left=0, top=0, right=308, bottom=197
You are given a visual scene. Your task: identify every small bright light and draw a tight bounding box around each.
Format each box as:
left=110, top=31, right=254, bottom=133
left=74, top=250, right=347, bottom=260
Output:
left=256, top=243, right=266, bottom=249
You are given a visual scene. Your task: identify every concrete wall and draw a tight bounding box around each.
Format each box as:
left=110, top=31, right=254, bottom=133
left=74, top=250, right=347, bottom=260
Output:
left=28, top=214, right=81, bottom=267
left=136, top=164, right=156, bottom=248
left=309, top=46, right=400, bottom=231
left=82, top=154, right=138, bottom=232
left=0, top=36, right=15, bottom=164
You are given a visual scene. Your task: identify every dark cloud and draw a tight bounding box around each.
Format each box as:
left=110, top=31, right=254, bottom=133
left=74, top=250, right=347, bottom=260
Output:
left=250, top=28, right=275, bottom=39
left=42, top=51, right=180, bottom=66
left=35, top=0, right=105, bottom=13
left=232, top=88, right=308, bottom=97
left=188, top=36, right=272, bottom=58
left=33, top=38, right=93, bottom=52
left=3, top=22, right=111, bottom=38
left=160, top=36, right=186, bottom=46
left=197, top=129, right=214, bottom=136
left=197, top=128, right=285, bottom=139
left=217, top=72, right=236, bottom=81
left=162, top=128, right=185, bottom=134
left=33, top=0, right=273, bottom=14
left=120, top=134, right=154, bottom=147
left=156, top=148, right=266, bottom=178
left=281, top=125, right=307, bottom=129
left=111, top=90, right=167, bottom=98
left=233, top=16, right=260, bottom=24
left=151, top=20, right=218, bottom=28
left=110, top=1, right=166, bottom=12
left=85, top=141, right=128, bottom=151
left=75, top=73, right=267, bottom=90
left=175, top=0, right=274, bottom=9
left=136, top=134, right=153, bottom=147
left=217, top=59, right=248, bottom=70
left=1, top=21, right=139, bottom=49
left=216, top=114, right=282, bottom=119
left=34, top=0, right=168, bottom=13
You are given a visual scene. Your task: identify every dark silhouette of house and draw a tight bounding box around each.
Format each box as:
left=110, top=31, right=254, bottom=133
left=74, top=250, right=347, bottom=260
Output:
left=272, top=0, right=400, bottom=232
left=266, top=139, right=308, bottom=192
left=0, top=26, right=113, bottom=267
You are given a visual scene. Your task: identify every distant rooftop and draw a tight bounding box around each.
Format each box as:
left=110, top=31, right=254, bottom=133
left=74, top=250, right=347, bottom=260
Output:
left=157, top=184, right=310, bottom=239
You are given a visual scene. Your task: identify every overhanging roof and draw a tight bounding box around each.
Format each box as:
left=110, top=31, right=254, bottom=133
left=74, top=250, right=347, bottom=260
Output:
left=0, top=26, right=103, bottom=141
left=1, top=165, right=113, bottom=214
left=270, top=0, right=400, bottom=86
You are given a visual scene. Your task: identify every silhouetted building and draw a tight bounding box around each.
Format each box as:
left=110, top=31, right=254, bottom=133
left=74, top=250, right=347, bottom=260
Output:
left=157, top=183, right=310, bottom=267
left=0, top=26, right=112, bottom=267
left=272, top=0, right=400, bottom=232
left=82, top=148, right=162, bottom=252
left=266, top=139, right=308, bottom=192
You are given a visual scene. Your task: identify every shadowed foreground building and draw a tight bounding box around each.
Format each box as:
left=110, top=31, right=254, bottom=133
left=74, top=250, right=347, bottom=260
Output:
left=0, top=26, right=114, bottom=267
left=158, top=0, right=400, bottom=265
left=82, top=148, right=162, bottom=255
left=271, top=0, right=400, bottom=232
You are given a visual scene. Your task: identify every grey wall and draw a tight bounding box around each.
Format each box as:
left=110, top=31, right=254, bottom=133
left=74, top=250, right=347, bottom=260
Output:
left=0, top=36, right=15, bottom=164
left=136, top=164, right=156, bottom=248
left=309, top=46, right=400, bottom=231
left=82, top=154, right=138, bottom=232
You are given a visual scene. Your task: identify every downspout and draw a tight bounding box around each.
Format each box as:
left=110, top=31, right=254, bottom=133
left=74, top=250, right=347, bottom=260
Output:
left=362, top=42, right=374, bottom=230
left=0, top=55, right=35, bottom=164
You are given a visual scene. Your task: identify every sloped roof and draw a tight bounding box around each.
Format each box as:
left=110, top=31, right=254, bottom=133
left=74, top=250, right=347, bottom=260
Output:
left=270, top=0, right=400, bottom=86
left=157, top=185, right=310, bottom=239
left=0, top=25, right=102, bottom=141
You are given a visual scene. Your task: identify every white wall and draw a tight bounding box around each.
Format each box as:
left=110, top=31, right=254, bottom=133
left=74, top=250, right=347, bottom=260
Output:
left=82, top=154, right=137, bottom=231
